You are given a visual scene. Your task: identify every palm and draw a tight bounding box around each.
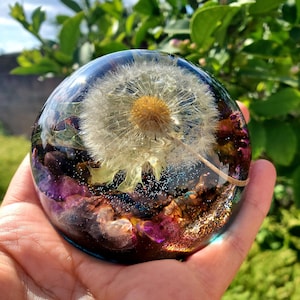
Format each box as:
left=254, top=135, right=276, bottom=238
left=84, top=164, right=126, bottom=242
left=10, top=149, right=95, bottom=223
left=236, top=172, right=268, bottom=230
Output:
left=0, top=153, right=275, bottom=300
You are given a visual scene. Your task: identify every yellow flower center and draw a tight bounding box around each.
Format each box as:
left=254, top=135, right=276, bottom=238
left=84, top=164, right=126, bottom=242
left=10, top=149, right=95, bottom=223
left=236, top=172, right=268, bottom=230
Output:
left=130, top=96, right=171, bottom=134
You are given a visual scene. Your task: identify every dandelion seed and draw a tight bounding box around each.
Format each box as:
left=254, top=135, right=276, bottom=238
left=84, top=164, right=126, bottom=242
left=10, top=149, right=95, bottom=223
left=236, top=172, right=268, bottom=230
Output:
left=80, top=54, right=245, bottom=192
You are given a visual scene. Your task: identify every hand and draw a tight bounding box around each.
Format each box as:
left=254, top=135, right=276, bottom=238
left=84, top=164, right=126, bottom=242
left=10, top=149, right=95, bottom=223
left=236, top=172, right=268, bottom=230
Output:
left=0, top=105, right=276, bottom=300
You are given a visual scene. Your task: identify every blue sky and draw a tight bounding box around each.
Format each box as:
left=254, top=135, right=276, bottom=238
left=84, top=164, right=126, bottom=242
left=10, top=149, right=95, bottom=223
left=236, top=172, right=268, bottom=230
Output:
left=0, top=0, right=74, bottom=54
left=0, top=0, right=136, bottom=54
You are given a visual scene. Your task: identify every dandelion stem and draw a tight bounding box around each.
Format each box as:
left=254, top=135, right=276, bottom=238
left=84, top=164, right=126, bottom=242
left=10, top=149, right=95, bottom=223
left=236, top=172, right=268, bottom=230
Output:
left=170, top=135, right=249, bottom=187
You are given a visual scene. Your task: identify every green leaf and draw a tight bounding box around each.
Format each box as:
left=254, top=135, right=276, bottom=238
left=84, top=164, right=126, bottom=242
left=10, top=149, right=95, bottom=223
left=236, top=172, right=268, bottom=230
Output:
left=238, top=58, right=271, bottom=81
left=290, top=26, right=300, bottom=43
left=297, top=0, right=300, bottom=22
left=134, top=17, right=161, bottom=47
left=125, top=12, right=137, bottom=35
left=9, top=3, right=30, bottom=30
left=10, top=58, right=61, bottom=75
left=265, top=121, right=297, bottom=166
left=293, top=165, right=300, bottom=208
left=16, top=50, right=43, bottom=67
left=96, top=41, right=128, bottom=56
left=59, top=12, right=84, bottom=57
left=243, top=40, right=287, bottom=58
left=60, top=0, right=82, bottom=13
left=247, top=119, right=266, bottom=159
left=53, top=51, right=73, bottom=64
left=282, top=2, right=297, bottom=24
left=190, top=6, right=238, bottom=49
left=214, top=5, right=243, bottom=46
left=164, top=19, right=190, bottom=35
left=133, top=0, right=160, bottom=16
left=250, top=88, right=300, bottom=118
left=249, top=0, right=285, bottom=15
left=56, top=15, right=70, bottom=25
left=100, top=1, right=123, bottom=18
left=31, top=7, right=46, bottom=34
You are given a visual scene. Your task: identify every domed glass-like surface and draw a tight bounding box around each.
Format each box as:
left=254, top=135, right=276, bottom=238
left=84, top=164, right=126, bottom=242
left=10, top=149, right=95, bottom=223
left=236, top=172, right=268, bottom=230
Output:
left=31, top=50, right=251, bottom=264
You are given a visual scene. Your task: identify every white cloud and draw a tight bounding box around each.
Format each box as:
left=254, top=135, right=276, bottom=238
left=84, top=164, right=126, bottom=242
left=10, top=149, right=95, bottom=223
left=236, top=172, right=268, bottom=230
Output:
left=0, top=0, right=72, bottom=54
left=0, top=0, right=137, bottom=54
left=0, top=16, right=17, bottom=26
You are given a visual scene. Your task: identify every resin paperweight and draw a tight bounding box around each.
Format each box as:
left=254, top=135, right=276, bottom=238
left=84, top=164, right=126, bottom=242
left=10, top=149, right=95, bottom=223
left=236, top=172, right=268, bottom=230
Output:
left=31, top=50, right=251, bottom=264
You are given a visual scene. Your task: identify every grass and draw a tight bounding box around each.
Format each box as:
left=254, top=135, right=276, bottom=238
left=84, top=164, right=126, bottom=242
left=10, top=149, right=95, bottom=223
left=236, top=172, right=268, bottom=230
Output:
left=0, top=134, right=30, bottom=200
left=224, top=207, right=300, bottom=299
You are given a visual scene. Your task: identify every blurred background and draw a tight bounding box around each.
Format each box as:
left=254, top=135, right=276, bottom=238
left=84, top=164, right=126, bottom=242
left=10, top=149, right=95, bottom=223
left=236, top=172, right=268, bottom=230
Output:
left=1, top=0, right=300, bottom=298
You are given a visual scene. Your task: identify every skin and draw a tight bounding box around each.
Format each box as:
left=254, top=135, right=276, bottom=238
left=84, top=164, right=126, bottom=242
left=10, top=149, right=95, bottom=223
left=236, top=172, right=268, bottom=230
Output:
left=0, top=104, right=276, bottom=300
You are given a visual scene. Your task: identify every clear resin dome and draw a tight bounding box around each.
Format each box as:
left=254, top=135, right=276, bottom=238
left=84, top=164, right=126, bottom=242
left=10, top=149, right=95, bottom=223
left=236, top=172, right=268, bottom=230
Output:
left=31, top=50, right=251, bottom=264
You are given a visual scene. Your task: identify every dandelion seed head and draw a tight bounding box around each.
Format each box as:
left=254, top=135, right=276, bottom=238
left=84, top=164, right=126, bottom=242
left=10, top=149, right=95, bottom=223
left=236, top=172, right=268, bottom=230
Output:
left=80, top=55, right=219, bottom=191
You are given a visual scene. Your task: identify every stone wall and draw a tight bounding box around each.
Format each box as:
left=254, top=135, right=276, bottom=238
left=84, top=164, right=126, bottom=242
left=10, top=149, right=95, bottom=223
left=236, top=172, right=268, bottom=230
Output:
left=0, top=53, right=63, bottom=137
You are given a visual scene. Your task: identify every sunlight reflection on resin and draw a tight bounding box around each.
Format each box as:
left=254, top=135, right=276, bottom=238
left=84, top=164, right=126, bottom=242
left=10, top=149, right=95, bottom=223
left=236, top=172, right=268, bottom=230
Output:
left=31, top=50, right=251, bottom=264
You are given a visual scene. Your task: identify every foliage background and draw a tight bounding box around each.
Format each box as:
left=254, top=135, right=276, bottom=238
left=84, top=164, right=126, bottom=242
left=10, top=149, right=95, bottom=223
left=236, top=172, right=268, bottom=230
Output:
left=2, top=0, right=300, bottom=298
